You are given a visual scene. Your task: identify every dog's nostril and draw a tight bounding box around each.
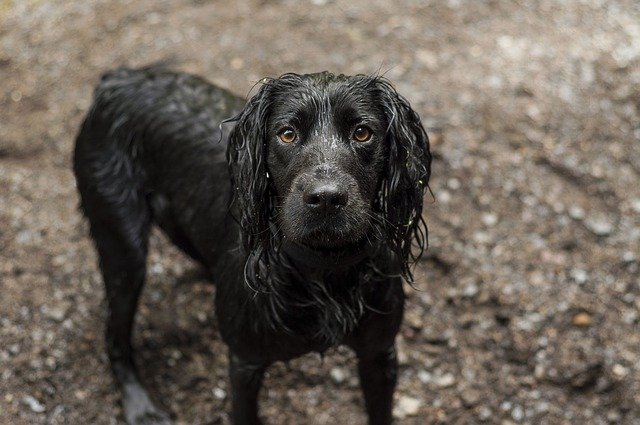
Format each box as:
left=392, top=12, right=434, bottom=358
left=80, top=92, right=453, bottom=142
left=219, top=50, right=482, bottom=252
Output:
left=328, top=191, right=348, bottom=207
left=303, top=183, right=348, bottom=212
left=305, top=192, right=322, bottom=206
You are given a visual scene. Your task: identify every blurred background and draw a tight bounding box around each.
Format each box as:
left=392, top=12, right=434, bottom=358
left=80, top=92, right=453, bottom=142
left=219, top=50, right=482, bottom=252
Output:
left=1, top=0, right=639, bottom=423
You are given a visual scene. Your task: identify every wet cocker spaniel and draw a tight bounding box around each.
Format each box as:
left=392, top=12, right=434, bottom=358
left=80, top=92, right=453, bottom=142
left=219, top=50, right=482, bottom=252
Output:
left=73, top=66, right=431, bottom=425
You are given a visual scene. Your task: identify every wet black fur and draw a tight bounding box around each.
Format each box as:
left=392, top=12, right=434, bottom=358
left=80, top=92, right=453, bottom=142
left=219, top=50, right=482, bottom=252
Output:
left=73, top=65, right=431, bottom=425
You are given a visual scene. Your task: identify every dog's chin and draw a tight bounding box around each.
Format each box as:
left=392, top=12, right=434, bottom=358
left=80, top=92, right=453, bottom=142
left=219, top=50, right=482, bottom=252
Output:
left=286, top=226, right=370, bottom=251
left=280, top=208, right=373, bottom=250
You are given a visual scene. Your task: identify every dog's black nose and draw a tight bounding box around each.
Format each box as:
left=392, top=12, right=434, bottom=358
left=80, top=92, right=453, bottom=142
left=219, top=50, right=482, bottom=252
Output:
left=303, top=183, right=348, bottom=213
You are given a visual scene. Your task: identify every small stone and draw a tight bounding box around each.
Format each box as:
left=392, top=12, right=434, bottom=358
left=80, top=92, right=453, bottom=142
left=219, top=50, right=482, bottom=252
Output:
left=478, top=406, right=493, bottom=422
left=44, top=306, right=67, bottom=322
left=568, top=206, right=585, bottom=220
left=429, top=131, right=444, bottom=148
left=213, top=387, right=226, bottom=400
left=460, top=388, right=481, bottom=407
left=481, top=213, right=498, bottom=227
left=535, top=401, right=550, bottom=414
left=417, top=370, right=432, bottom=384
left=330, top=367, right=346, bottom=384
left=570, top=268, right=588, bottom=285
left=11, top=90, right=22, bottom=102
left=435, top=373, right=456, bottom=388
left=21, top=396, right=45, bottom=413
left=500, top=400, right=513, bottom=411
left=394, top=396, right=422, bottom=418
left=612, top=364, right=628, bottom=378
left=511, top=405, right=524, bottom=422
left=447, top=178, right=461, bottom=190
left=630, top=198, right=640, bottom=213
left=572, top=312, right=593, bottom=327
left=396, top=342, right=409, bottom=365
left=606, top=410, right=621, bottom=422
left=534, top=364, right=546, bottom=380
left=404, top=310, right=423, bottom=330
left=462, top=282, right=479, bottom=298
left=438, top=190, right=451, bottom=204
left=584, top=218, right=613, bottom=236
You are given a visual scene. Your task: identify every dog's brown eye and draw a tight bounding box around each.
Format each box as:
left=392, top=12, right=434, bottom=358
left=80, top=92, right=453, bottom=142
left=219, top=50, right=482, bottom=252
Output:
left=278, top=128, right=297, bottom=144
left=353, top=126, right=372, bottom=142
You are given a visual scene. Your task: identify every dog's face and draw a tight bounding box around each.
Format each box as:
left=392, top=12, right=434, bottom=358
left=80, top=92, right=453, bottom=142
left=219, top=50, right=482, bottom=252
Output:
left=228, top=72, right=431, bottom=278
left=265, top=75, right=387, bottom=248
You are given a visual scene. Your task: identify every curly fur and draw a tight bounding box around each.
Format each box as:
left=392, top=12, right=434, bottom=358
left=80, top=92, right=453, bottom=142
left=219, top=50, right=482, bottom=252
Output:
left=73, top=66, right=431, bottom=425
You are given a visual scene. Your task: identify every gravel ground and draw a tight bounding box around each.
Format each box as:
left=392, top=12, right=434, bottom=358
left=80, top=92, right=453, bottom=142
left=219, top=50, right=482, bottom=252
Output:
left=1, top=0, right=640, bottom=424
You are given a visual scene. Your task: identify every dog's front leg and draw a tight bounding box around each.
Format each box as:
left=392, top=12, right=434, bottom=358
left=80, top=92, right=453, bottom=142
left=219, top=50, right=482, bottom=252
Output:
left=229, top=353, right=266, bottom=425
left=357, top=344, right=399, bottom=425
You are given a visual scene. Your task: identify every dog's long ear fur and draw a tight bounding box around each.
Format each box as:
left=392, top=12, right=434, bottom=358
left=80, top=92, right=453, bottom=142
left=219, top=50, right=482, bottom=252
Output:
left=374, top=79, right=432, bottom=282
left=226, top=82, right=274, bottom=271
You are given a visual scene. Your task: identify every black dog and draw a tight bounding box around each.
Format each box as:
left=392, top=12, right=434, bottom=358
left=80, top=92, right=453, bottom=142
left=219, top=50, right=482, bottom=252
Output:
left=73, top=66, right=431, bottom=425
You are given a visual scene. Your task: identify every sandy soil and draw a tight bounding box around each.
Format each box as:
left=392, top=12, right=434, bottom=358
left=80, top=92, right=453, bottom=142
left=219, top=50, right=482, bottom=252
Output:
left=1, top=0, right=639, bottom=423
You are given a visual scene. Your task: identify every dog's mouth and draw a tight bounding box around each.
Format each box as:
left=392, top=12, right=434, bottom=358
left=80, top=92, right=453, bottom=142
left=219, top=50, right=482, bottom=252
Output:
left=296, top=233, right=369, bottom=252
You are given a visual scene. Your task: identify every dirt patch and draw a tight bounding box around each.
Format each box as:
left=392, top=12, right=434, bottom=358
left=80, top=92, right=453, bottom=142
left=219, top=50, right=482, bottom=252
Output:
left=1, top=0, right=639, bottom=423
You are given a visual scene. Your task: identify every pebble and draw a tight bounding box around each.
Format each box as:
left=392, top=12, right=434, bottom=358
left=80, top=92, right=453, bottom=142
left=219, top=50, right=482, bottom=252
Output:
left=447, top=178, right=461, bottom=190
left=213, top=387, right=226, bottom=400
left=438, top=190, right=451, bottom=204
left=568, top=206, right=585, bottom=220
left=404, top=309, right=423, bottom=329
left=435, top=373, right=456, bottom=388
left=21, top=395, right=45, bottom=413
left=44, top=306, right=67, bottom=322
left=606, top=410, right=621, bottom=422
left=460, top=388, right=481, bottom=407
left=462, top=281, right=479, bottom=298
left=611, top=363, right=628, bottom=378
left=631, top=198, right=640, bottom=213
left=622, top=251, right=637, bottom=262
left=418, top=370, right=432, bottom=384
left=584, top=218, right=614, bottom=236
left=482, top=213, right=498, bottom=227
left=572, top=312, right=593, bottom=327
left=330, top=367, right=346, bottom=384
left=570, top=268, right=588, bottom=284
left=393, top=396, right=422, bottom=418
left=511, top=405, right=524, bottom=422
left=478, top=406, right=493, bottom=422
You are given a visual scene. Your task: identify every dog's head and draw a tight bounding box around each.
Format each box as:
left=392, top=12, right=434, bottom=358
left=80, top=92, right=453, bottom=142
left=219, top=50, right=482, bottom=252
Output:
left=227, top=72, right=431, bottom=281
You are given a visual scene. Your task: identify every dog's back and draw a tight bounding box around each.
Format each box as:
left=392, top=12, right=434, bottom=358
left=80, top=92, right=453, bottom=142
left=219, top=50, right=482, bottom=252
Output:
left=74, top=67, right=245, bottom=265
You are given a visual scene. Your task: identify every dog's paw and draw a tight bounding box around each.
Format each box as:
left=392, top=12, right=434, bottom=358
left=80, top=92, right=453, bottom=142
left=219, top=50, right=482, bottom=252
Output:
left=122, top=384, right=172, bottom=425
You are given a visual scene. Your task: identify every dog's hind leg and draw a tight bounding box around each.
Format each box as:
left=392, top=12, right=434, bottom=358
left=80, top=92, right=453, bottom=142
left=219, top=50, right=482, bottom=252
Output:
left=92, top=223, right=171, bottom=425
left=76, top=153, right=171, bottom=424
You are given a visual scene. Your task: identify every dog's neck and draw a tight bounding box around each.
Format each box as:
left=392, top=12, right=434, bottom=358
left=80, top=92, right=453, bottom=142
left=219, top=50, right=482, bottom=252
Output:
left=279, top=239, right=376, bottom=270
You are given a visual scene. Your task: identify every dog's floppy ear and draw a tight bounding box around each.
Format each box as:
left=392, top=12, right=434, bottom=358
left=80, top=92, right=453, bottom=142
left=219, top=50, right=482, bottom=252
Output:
left=374, top=79, right=432, bottom=281
left=226, top=81, right=274, bottom=261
